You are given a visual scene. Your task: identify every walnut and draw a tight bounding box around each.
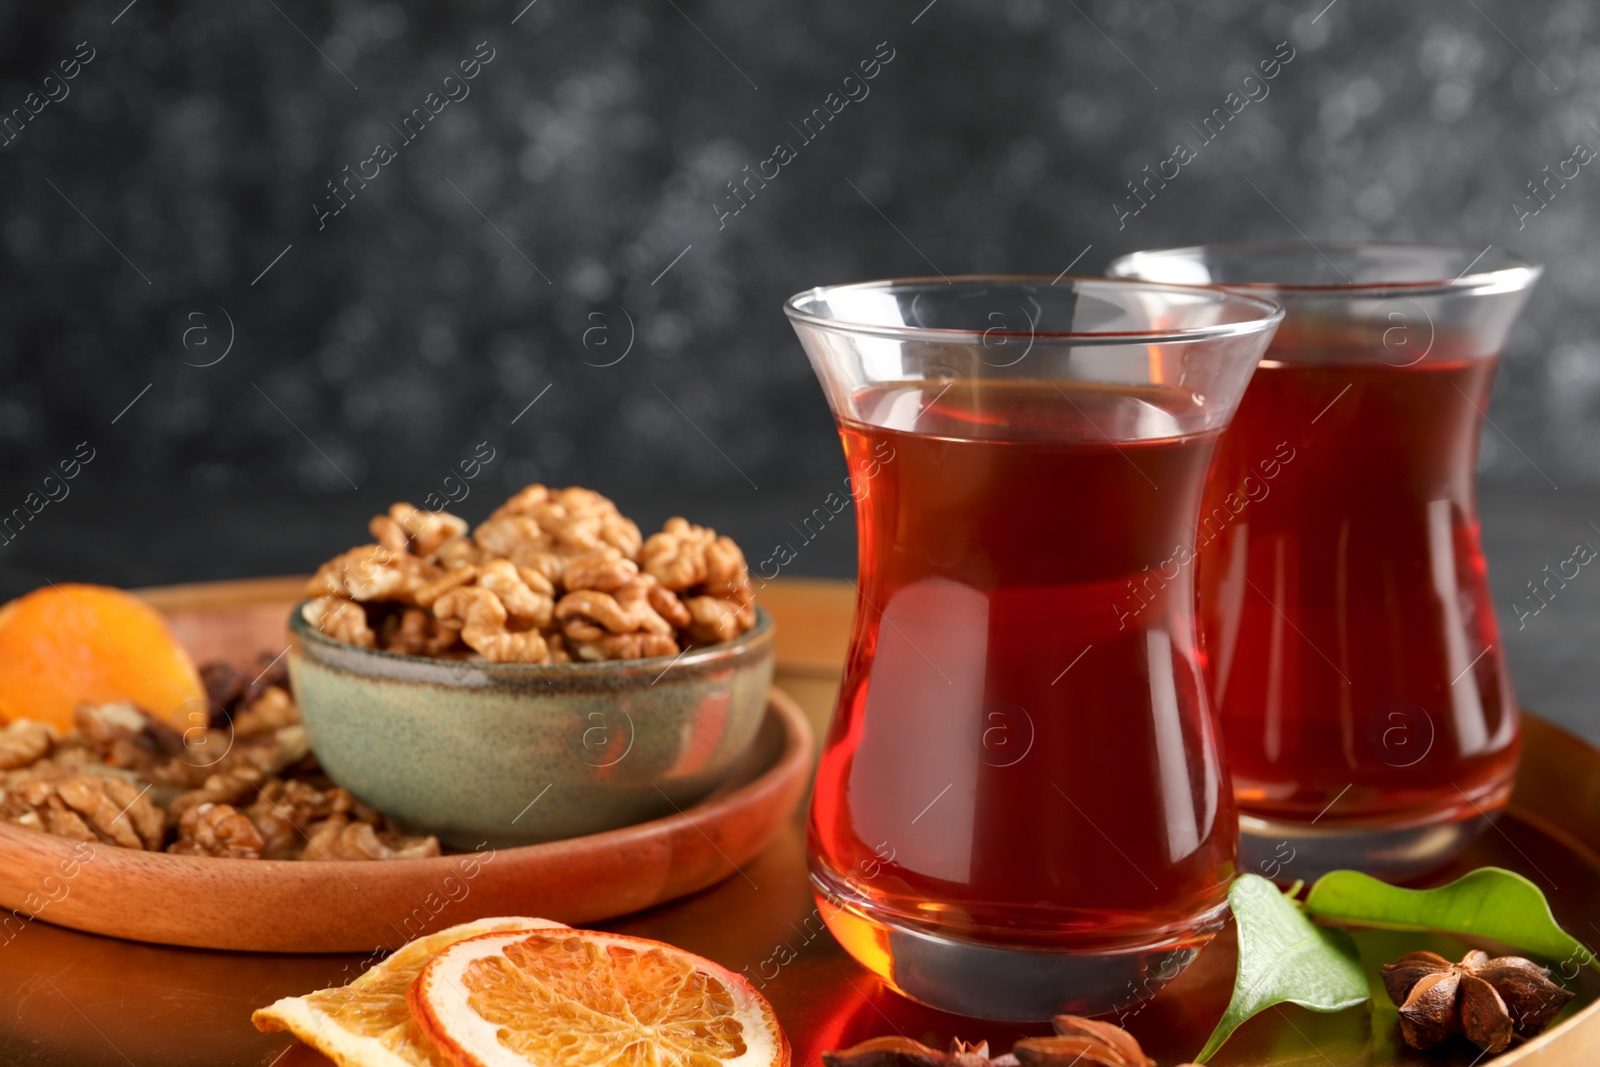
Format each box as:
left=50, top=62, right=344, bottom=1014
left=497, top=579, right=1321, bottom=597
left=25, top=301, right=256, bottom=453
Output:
left=642, top=518, right=754, bottom=610
left=640, top=518, right=710, bottom=591
left=477, top=560, right=555, bottom=627
left=54, top=774, right=165, bottom=850
left=434, top=585, right=549, bottom=664
left=301, top=813, right=440, bottom=861
left=37, top=734, right=105, bottom=773
left=535, top=486, right=644, bottom=557
left=246, top=808, right=303, bottom=859
left=242, top=779, right=377, bottom=859
left=486, top=485, right=641, bottom=557
left=302, top=596, right=375, bottom=648
left=489, top=483, right=551, bottom=519
left=413, top=565, right=478, bottom=608
left=168, top=802, right=265, bottom=859
left=163, top=724, right=310, bottom=797
left=167, top=768, right=265, bottom=821
left=369, top=508, right=415, bottom=553
left=74, top=702, right=184, bottom=771
left=473, top=515, right=554, bottom=567
left=160, top=724, right=230, bottom=778
left=556, top=579, right=681, bottom=661
left=0, top=721, right=54, bottom=771
left=432, top=534, right=484, bottom=571
left=554, top=587, right=672, bottom=637
left=433, top=584, right=506, bottom=632
left=566, top=631, right=679, bottom=662
left=368, top=503, right=468, bottom=558
left=306, top=483, right=755, bottom=662
left=231, top=685, right=299, bottom=737
left=232, top=726, right=312, bottom=778
left=515, top=565, right=556, bottom=597
left=641, top=517, right=715, bottom=591
left=643, top=578, right=691, bottom=631
left=0, top=771, right=100, bottom=843
left=560, top=618, right=606, bottom=643
left=599, top=515, right=644, bottom=558
left=461, top=627, right=550, bottom=664
left=702, top=536, right=755, bottom=605
left=516, top=551, right=566, bottom=586
left=305, top=545, right=437, bottom=603
left=639, top=519, right=755, bottom=646
left=561, top=550, right=639, bottom=593
left=616, top=577, right=679, bottom=633
left=472, top=515, right=583, bottom=578
left=614, top=579, right=678, bottom=630
left=685, top=596, right=757, bottom=646
left=378, top=607, right=460, bottom=656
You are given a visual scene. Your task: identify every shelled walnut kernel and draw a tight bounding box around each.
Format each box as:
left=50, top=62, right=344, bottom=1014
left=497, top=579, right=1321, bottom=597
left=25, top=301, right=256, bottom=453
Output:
left=0, top=680, right=439, bottom=862
left=301, top=486, right=758, bottom=663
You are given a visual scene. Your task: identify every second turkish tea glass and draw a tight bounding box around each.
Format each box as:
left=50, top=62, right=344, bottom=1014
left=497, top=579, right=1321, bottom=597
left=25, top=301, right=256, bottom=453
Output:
left=786, top=277, right=1283, bottom=1021
left=1109, top=244, right=1540, bottom=882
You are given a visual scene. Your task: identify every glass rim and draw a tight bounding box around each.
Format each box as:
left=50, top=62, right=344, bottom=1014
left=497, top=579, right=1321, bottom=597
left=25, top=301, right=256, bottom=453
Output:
left=783, top=274, right=1285, bottom=346
left=1106, top=241, right=1542, bottom=298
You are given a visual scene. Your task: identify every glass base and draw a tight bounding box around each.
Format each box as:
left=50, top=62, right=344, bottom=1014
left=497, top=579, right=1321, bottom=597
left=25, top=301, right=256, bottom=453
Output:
left=811, top=875, right=1225, bottom=1022
left=1239, top=809, right=1496, bottom=883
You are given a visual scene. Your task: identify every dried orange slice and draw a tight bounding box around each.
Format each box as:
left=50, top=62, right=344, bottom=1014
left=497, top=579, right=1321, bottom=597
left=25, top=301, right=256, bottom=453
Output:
left=0, top=583, right=205, bottom=732
left=411, top=928, right=789, bottom=1067
left=253, top=917, right=565, bottom=1067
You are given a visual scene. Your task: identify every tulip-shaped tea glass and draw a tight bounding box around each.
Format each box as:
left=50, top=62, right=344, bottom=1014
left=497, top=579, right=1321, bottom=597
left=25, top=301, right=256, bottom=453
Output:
left=1109, top=244, right=1540, bottom=882
left=785, top=277, right=1283, bottom=1020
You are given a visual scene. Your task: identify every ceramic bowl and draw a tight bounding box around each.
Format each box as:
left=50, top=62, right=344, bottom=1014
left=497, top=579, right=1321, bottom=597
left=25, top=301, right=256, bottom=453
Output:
left=287, top=604, right=775, bottom=848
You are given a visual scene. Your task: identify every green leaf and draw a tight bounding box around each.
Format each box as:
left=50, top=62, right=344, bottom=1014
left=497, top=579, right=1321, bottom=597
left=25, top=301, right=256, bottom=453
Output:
left=1192, top=873, right=1369, bottom=1063
left=1303, top=867, right=1599, bottom=974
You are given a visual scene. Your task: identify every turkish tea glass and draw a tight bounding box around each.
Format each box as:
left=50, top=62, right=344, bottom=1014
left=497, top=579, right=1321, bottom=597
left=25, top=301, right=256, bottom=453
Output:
left=1109, top=244, right=1540, bottom=881
left=785, top=276, right=1283, bottom=1020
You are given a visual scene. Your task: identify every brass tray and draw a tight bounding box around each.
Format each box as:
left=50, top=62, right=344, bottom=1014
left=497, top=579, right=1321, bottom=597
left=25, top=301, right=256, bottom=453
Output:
left=0, top=576, right=1595, bottom=1066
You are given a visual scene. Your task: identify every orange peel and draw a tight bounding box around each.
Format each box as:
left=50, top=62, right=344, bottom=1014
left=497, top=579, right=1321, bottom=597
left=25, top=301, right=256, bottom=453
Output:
left=0, top=583, right=205, bottom=731
left=253, top=917, right=565, bottom=1067
left=409, top=927, right=789, bottom=1067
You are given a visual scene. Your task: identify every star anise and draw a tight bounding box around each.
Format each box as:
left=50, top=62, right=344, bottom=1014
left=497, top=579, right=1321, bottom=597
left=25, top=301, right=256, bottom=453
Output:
left=822, top=1015, right=1176, bottom=1067
left=1382, top=949, right=1575, bottom=1053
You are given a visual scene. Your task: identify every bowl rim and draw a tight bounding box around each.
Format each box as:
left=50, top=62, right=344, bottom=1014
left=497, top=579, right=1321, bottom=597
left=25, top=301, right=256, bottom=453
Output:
left=290, top=600, right=773, bottom=676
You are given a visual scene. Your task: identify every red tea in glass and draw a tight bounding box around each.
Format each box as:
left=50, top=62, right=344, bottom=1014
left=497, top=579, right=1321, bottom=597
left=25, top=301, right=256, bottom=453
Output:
left=819, top=380, right=1234, bottom=942
left=1111, top=245, right=1541, bottom=880
left=786, top=278, right=1281, bottom=1020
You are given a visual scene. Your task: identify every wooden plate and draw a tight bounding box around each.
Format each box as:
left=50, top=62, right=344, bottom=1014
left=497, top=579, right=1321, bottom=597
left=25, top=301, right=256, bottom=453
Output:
left=0, top=577, right=812, bottom=953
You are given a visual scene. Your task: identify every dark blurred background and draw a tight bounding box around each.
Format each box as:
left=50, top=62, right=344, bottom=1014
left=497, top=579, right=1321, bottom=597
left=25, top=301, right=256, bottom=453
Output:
left=2, top=1, right=1598, bottom=736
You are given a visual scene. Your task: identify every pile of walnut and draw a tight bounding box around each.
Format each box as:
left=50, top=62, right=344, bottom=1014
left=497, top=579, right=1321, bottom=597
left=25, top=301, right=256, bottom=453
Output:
left=0, top=656, right=438, bottom=861
left=302, top=485, right=757, bottom=663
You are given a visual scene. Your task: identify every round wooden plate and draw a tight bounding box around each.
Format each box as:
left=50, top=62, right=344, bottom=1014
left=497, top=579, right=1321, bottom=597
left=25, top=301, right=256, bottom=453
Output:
left=0, top=694, right=808, bottom=953
left=0, top=576, right=812, bottom=953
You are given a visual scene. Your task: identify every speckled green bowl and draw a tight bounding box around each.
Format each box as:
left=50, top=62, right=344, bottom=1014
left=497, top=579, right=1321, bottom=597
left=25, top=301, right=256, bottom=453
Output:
left=287, top=604, right=774, bottom=849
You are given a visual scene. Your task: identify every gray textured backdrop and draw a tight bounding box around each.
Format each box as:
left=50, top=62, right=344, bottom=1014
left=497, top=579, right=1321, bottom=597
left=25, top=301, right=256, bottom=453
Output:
left=1, top=0, right=1594, bottom=496
left=5, top=0, right=1600, bottom=742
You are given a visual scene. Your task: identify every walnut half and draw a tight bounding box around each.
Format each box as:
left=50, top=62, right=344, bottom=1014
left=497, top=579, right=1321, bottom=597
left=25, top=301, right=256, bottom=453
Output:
left=301, top=813, right=440, bottom=861
left=0, top=721, right=54, bottom=771
left=168, top=802, right=266, bottom=859
left=8, top=773, right=167, bottom=851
